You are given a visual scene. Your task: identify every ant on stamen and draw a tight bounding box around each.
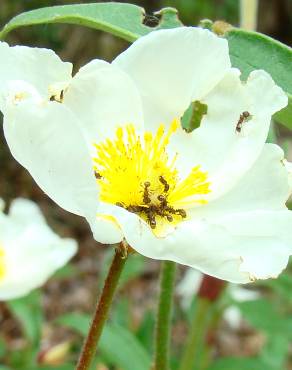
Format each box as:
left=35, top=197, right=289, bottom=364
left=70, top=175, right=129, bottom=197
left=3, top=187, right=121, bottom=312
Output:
left=148, top=212, right=157, bottom=229
left=157, top=194, right=167, bottom=207
left=176, top=209, right=187, bottom=218
left=166, top=215, right=173, bottom=222
left=143, top=181, right=151, bottom=204
left=236, top=111, right=251, bottom=133
left=127, top=205, right=144, bottom=213
left=159, top=176, right=170, bottom=192
left=95, top=172, right=102, bottom=179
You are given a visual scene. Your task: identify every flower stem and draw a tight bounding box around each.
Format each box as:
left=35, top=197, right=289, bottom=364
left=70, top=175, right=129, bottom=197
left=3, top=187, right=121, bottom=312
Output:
left=153, top=261, right=177, bottom=370
left=178, top=275, right=226, bottom=370
left=76, top=246, right=127, bottom=370
left=240, top=0, right=259, bottom=31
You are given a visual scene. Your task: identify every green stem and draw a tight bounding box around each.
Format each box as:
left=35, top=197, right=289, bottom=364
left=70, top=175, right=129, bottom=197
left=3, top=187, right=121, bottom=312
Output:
left=153, top=261, right=177, bottom=370
left=240, top=0, right=259, bottom=31
left=178, top=275, right=226, bottom=370
left=178, top=298, right=211, bottom=370
left=76, top=247, right=127, bottom=370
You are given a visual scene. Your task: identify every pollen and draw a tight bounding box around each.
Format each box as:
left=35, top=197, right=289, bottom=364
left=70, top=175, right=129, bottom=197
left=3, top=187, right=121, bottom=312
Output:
left=93, top=119, right=211, bottom=234
left=0, top=247, right=6, bottom=281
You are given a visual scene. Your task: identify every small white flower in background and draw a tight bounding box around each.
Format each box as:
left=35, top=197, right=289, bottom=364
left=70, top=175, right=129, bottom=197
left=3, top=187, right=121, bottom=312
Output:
left=0, top=198, right=77, bottom=300
left=177, top=269, right=260, bottom=329
left=0, top=27, right=291, bottom=283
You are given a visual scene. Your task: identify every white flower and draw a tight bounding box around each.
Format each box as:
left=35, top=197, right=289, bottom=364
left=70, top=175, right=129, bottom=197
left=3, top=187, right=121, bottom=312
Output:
left=0, top=27, right=290, bottom=283
left=0, top=198, right=77, bottom=300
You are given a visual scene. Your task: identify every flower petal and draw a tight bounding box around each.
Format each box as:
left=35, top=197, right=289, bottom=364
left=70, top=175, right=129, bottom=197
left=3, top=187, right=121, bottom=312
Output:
left=63, top=59, right=144, bottom=148
left=90, top=203, right=249, bottom=283
left=0, top=199, right=77, bottom=300
left=169, top=69, right=288, bottom=199
left=8, top=197, right=46, bottom=225
left=3, top=99, right=97, bottom=216
left=0, top=42, right=72, bottom=99
left=113, top=27, right=230, bottom=130
left=216, top=211, right=292, bottom=281
left=193, top=143, right=290, bottom=217
left=91, top=199, right=292, bottom=283
left=0, top=237, right=77, bottom=300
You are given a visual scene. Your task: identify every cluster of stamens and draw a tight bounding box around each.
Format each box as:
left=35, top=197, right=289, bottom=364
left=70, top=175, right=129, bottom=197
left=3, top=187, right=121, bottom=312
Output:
left=115, top=176, right=187, bottom=229
left=93, top=121, right=211, bottom=235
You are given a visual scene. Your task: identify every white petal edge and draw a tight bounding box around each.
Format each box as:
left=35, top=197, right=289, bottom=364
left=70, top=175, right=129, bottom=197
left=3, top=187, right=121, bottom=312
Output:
left=0, top=42, right=72, bottom=105
left=64, top=59, right=144, bottom=151
left=113, top=27, right=231, bottom=131
left=91, top=204, right=292, bottom=283
left=3, top=97, right=97, bottom=216
left=169, top=69, right=288, bottom=201
left=0, top=199, right=77, bottom=300
left=191, top=143, right=290, bottom=218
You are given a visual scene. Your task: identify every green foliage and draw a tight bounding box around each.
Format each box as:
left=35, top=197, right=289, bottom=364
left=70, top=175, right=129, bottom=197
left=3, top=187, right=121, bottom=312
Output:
left=181, top=101, right=208, bottom=132
left=260, top=334, right=289, bottom=369
left=259, top=272, right=292, bottom=304
left=56, top=313, right=152, bottom=370
left=0, top=3, right=182, bottom=42
left=7, top=290, right=43, bottom=347
left=225, top=28, right=292, bottom=129
left=26, top=366, right=74, bottom=370
left=237, top=298, right=292, bottom=338
left=207, top=357, right=276, bottom=370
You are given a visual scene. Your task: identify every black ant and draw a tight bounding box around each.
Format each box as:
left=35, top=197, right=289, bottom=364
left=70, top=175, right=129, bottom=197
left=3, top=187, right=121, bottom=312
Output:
left=236, top=111, right=251, bottom=133
left=159, top=176, right=170, bottom=192
left=143, top=181, right=151, bottom=204
left=115, top=175, right=187, bottom=229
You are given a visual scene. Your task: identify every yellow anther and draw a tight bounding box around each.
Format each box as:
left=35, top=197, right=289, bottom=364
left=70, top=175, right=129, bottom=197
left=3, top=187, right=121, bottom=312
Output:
left=92, top=120, right=211, bottom=233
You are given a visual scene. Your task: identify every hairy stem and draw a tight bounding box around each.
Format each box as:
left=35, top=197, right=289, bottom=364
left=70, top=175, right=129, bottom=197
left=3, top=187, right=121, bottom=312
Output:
left=76, top=246, right=127, bottom=370
left=153, top=261, right=177, bottom=370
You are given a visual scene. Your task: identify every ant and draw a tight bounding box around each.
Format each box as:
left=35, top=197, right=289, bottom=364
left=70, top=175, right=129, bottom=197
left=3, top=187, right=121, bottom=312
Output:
left=115, top=175, right=187, bottom=230
left=143, top=181, right=151, bottom=204
left=159, top=176, right=170, bottom=192
left=236, top=111, right=251, bottom=133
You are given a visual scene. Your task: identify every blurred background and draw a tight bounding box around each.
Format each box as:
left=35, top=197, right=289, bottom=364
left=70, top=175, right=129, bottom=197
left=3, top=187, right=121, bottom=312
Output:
left=0, top=1, right=292, bottom=369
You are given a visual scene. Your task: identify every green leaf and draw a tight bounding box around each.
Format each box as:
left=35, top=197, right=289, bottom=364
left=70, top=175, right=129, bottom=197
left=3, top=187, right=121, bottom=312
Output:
left=260, top=335, right=289, bottom=369
left=7, top=290, right=43, bottom=347
left=0, top=336, right=7, bottom=359
left=28, top=366, right=73, bottom=370
left=207, top=357, right=276, bottom=370
left=56, top=313, right=151, bottom=370
left=225, top=28, right=292, bottom=129
left=256, top=272, right=292, bottom=304
left=0, top=3, right=182, bottom=42
left=237, top=298, right=292, bottom=338
left=119, top=253, right=145, bottom=287
left=181, top=100, right=208, bottom=132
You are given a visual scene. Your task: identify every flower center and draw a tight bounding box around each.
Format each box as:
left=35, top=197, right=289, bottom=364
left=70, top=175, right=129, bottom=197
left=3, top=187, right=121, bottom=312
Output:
left=93, top=120, right=211, bottom=234
left=0, top=247, right=6, bottom=281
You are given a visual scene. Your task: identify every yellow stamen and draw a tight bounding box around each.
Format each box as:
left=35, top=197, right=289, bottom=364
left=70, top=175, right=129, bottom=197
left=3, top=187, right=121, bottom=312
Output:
left=93, top=120, right=211, bottom=234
